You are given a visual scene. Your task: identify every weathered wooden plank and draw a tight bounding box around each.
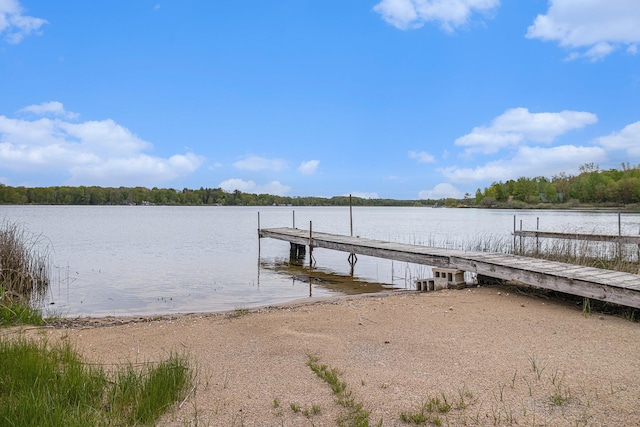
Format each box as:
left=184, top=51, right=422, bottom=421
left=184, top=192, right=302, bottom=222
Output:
left=259, top=227, right=640, bottom=309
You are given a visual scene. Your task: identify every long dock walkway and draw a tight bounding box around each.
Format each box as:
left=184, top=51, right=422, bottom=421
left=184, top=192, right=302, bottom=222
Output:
left=259, top=227, right=640, bottom=309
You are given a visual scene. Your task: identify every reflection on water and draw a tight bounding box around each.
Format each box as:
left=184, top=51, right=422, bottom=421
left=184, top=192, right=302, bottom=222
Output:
left=260, top=257, right=399, bottom=297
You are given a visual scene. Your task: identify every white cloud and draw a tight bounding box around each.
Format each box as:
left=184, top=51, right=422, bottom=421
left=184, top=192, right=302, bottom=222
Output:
left=0, top=104, right=204, bottom=186
left=18, top=101, right=79, bottom=120
left=596, top=121, right=640, bottom=157
left=0, top=0, right=47, bottom=44
left=418, top=183, right=463, bottom=199
left=373, top=0, right=499, bottom=32
left=298, top=159, right=319, bottom=175
left=526, top=0, right=640, bottom=61
left=442, top=145, right=608, bottom=184
left=455, top=107, right=597, bottom=155
left=408, top=150, right=435, bottom=163
left=233, top=155, right=287, bottom=171
left=219, top=178, right=291, bottom=196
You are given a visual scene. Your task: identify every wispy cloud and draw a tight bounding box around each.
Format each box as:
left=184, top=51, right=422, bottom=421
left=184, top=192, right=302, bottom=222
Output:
left=219, top=178, right=291, bottom=196
left=526, top=0, right=640, bottom=61
left=233, top=155, right=287, bottom=171
left=0, top=0, right=47, bottom=44
left=455, top=107, right=597, bottom=155
left=18, top=101, right=79, bottom=120
left=373, top=0, right=499, bottom=32
left=0, top=102, right=204, bottom=186
left=298, top=159, right=319, bottom=175
left=408, top=150, right=435, bottom=163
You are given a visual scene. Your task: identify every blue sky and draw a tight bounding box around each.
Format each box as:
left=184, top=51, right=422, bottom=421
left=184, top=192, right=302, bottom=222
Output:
left=1, top=0, right=639, bottom=199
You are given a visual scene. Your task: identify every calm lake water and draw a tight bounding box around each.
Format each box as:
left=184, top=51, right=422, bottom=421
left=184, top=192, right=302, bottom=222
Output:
left=2, top=205, right=639, bottom=317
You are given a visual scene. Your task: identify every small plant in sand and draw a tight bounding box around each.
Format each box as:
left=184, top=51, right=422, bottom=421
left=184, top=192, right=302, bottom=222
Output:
left=230, top=307, right=250, bottom=318
left=306, top=355, right=381, bottom=427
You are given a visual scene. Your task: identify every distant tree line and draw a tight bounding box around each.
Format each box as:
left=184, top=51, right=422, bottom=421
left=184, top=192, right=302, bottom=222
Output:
left=475, top=163, right=640, bottom=207
left=1, top=163, right=638, bottom=208
left=0, top=185, right=430, bottom=207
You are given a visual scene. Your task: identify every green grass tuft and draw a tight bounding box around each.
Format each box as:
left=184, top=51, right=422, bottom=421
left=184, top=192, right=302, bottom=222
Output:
left=307, top=355, right=379, bottom=427
left=0, top=335, right=192, bottom=427
left=0, top=302, right=45, bottom=326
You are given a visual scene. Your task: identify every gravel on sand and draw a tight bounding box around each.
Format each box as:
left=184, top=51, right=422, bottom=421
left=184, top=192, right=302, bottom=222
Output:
left=22, top=286, right=640, bottom=426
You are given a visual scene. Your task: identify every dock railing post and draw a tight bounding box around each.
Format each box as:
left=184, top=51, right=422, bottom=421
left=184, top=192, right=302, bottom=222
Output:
left=309, top=220, right=315, bottom=266
left=348, top=194, right=357, bottom=266
left=536, top=217, right=540, bottom=255
left=520, top=219, right=523, bottom=255
left=350, top=194, right=353, bottom=237
left=257, top=211, right=261, bottom=255
left=618, top=212, right=622, bottom=259
left=513, top=215, right=516, bottom=254
left=293, top=210, right=296, bottom=229
left=619, top=212, right=622, bottom=236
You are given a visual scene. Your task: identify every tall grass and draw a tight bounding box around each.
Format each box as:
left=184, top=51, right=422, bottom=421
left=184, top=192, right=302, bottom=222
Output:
left=0, top=220, right=51, bottom=307
left=510, top=235, right=639, bottom=274
left=418, top=233, right=639, bottom=275
left=0, top=335, right=192, bottom=426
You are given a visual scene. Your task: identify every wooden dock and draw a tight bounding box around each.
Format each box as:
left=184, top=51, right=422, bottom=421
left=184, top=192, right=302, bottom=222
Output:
left=259, top=227, right=640, bottom=309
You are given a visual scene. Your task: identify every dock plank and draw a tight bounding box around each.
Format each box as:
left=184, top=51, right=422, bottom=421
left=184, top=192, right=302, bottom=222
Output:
left=259, top=227, right=640, bottom=309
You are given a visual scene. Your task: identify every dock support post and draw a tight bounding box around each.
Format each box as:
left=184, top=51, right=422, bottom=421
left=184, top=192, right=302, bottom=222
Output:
left=290, top=243, right=306, bottom=260
left=536, top=217, right=540, bottom=255
left=617, top=212, right=622, bottom=259
left=309, top=221, right=315, bottom=266
left=477, top=274, right=507, bottom=286
left=350, top=194, right=353, bottom=237
left=519, top=219, right=523, bottom=255
left=257, top=212, right=261, bottom=255
left=348, top=194, right=357, bottom=265
left=513, top=215, right=516, bottom=254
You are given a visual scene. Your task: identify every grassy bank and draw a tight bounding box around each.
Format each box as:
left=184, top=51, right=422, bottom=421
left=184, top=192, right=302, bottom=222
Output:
left=0, top=335, right=192, bottom=426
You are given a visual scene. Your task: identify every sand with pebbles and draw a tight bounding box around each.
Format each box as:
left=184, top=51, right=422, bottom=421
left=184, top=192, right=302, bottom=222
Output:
left=18, top=285, right=640, bottom=426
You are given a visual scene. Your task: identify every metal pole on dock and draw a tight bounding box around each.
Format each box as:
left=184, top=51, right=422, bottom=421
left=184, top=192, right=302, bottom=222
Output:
left=308, top=221, right=313, bottom=296
left=348, top=194, right=357, bottom=266
left=513, top=215, right=516, bottom=254
left=350, top=194, right=353, bottom=237
left=520, top=219, right=523, bottom=255
left=257, top=211, right=261, bottom=255
left=309, top=220, right=315, bottom=266
left=618, top=212, right=622, bottom=236
left=293, top=210, right=296, bottom=229
left=618, top=212, right=622, bottom=259
left=536, top=217, right=540, bottom=255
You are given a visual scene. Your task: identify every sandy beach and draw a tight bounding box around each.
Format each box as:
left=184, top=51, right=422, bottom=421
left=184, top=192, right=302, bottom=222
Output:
left=17, top=285, right=640, bottom=426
